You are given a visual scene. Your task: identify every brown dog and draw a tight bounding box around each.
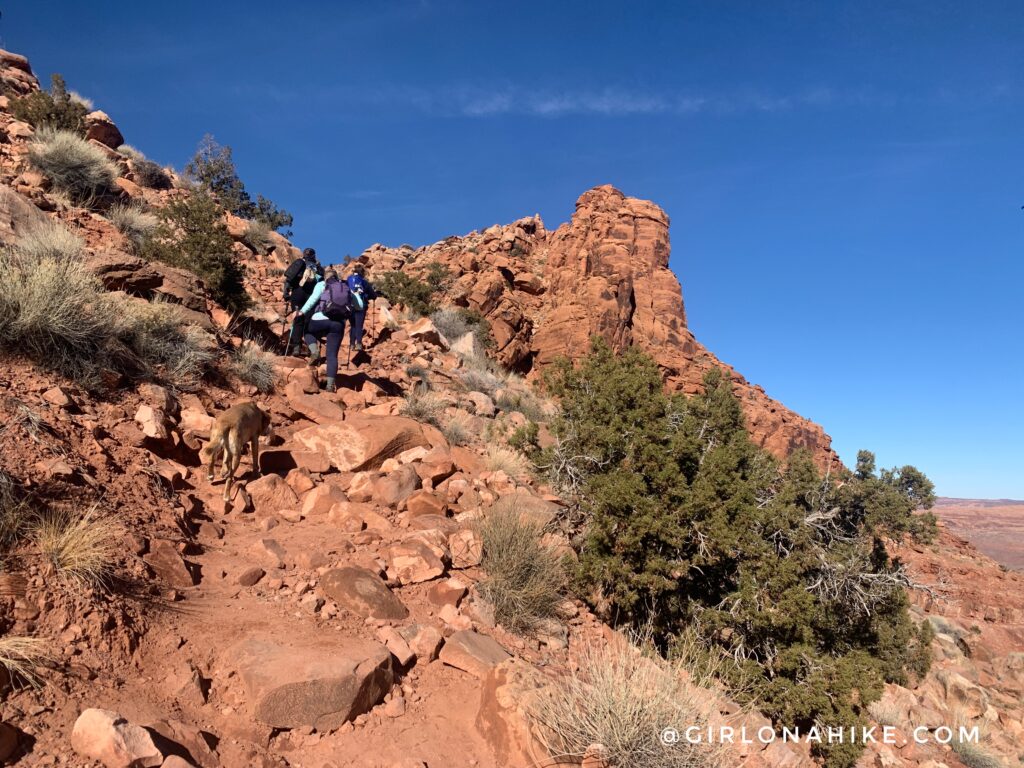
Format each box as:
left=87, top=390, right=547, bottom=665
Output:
left=200, top=402, right=272, bottom=502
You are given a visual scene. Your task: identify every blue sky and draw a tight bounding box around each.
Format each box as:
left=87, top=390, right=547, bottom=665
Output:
left=5, top=1, right=1022, bottom=498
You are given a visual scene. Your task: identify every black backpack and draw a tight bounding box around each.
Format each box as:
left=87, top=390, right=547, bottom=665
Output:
left=285, top=258, right=320, bottom=290
left=316, top=280, right=352, bottom=321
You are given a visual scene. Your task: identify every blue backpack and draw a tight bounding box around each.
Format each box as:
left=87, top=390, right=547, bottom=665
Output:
left=347, top=274, right=369, bottom=311
left=316, top=279, right=352, bottom=321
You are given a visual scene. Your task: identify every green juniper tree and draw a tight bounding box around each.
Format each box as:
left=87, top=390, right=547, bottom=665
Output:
left=542, top=338, right=936, bottom=768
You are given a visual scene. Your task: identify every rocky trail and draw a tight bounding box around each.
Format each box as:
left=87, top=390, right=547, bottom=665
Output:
left=0, top=45, right=1022, bottom=768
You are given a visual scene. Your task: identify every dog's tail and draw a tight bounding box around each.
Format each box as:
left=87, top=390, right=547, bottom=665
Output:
left=201, top=428, right=225, bottom=461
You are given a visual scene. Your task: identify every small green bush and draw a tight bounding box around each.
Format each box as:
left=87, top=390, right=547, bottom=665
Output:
left=10, top=74, right=87, bottom=134
left=107, top=203, right=158, bottom=252
left=28, top=127, right=118, bottom=203
left=376, top=270, right=438, bottom=316
left=141, top=190, right=250, bottom=312
left=477, top=502, right=565, bottom=634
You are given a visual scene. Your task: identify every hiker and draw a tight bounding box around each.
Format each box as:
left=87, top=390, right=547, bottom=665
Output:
left=296, top=267, right=350, bottom=393
left=346, top=264, right=377, bottom=352
left=282, top=247, right=323, bottom=355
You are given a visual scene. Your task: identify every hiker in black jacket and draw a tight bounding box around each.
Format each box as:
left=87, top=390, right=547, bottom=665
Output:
left=282, top=248, right=323, bottom=355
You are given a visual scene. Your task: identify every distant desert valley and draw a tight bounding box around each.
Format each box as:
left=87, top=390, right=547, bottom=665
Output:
left=934, top=497, right=1024, bottom=570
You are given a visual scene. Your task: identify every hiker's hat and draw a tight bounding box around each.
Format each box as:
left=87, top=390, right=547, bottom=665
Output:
left=303, top=247, right=317, bottom=260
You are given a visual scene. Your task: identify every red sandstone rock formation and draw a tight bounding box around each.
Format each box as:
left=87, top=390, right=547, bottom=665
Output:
left=361, top=185, right=840, bottom=467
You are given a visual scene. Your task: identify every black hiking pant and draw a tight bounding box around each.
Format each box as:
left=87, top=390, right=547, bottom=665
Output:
left=303, top=318, right=345, bottom=380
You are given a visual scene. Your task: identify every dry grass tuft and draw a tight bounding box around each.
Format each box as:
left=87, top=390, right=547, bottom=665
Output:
left=0, top=635, right=52, bottom=688
left=34, top=505, right=120, bottom=588
left=484, top=445, right=531, bottom=478
left=107, top=203, right=158, bottom=252
left=442, top=411, right=475, bottom=446
left=401, top=391, right=443, bottom=426
left=28, top=127, right=118, bottom=202
left=230, top=339, right=278, bottom=393
left=0, top=471, right=34, bottom=549
left=477, top=502, right=565, bottom=634
left=529, top=631, right=729, bottom=768
left=242, top=220, right=273, bottom=254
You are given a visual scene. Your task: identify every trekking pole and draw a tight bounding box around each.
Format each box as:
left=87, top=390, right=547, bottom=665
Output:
left=370, top=300, right=376, bottom=341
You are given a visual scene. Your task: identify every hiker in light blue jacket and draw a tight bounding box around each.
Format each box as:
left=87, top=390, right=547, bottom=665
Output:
left=295, top=268, right=350, bottom=393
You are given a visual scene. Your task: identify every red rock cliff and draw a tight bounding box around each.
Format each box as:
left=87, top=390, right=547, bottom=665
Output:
left=361, top=185, right=840, bottom=468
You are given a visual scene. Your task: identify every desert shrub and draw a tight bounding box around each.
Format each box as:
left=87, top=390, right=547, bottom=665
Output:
left=230, top=340, right=277, bottom=393
left=28, top=127, right=118, bottom=202
left=116, top=144, right=143, bottom=160
left=141, top=190, right=250, bottom=312
left=67, top=90, right=94, bottom=111
left=431, top=306, right=492, bottom=348
left=528, top=631, right=727, bottom=768
left=401, top=391, right=443, bottom=426
left=0, top=224, right=131, bottom=386
left=952, top=739, right=1003, bottom=768
left=120, top=299, right=216, bottom=388
left=33, top=505, right=119, bottom=588
left=442, top=411, right=474, bottom=447
left=477, top=502, right=565, bottom=634
left=0, top=635, right=51, bottom=688
left=460, top=366, right=502, bottom=397
left=185, top=134, right=293, bottom=233
left=508, top=421, right=540, bottom=455
left=484, top=445, right=530, bottom=478
left=0, top=222, right=215, bottom=388
left=131, top=158, right=172, bottom=190
left=10, top=74, right=87, bottom=134
left=544, top=338, right=938, bottom=768
left=405, top=363, right=431, bottom=392
left=107, top=203, right=158, bottom=252
left=375, top=270, right=437, bottom=316
left=242, top=219, right=273, bottom=255
left=496, top=389, right=547, bottom=422
left=866, top=698, right=905, bottom=728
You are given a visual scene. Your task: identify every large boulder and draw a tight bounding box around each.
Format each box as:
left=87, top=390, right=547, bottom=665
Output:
left=475, top=659, right=547, bottom=768
left=320, top=566, right=408, bottom=620
left=71, top=708, right=163, bottom=768
left=439, top=630, right=511, bottom=679
left=228, top=635, right=393, bottom=730
left=84, top=110, right=125, bottom=149
left=292, top=415, right=438, bottom=473
left=0, top=186, right=48, bottom=247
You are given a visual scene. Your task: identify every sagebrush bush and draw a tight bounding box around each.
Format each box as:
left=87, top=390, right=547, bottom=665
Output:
left=120, top=299, right=216, bottom=388
left=477, top=502, right=565, bottom=634
left=141, top=190, right=250, bottom=312
left=460, top=365, right=502, bottom=396
left=544, top=339, right=938, bottom=768
left=28, top=127, right=118, bottom=203
left=107, top=203, right=158, bottom=252
left=529, top=632, right=727, bottom=768
left=430, top=307, right=471, bottom=341
left=230, top=340, right=277, bottom=393
left=34, top=505, right=119, bottom=588
left=0, top=223, right=215, bottom=388
left=10, top=74, right=87, bottom=134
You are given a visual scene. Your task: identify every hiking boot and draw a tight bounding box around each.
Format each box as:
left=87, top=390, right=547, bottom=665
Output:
left=324, top=377, right=337, bottom=393
left=353, top=340, right=363, bottom=352
left=307, top=341, right=320, bottom=366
